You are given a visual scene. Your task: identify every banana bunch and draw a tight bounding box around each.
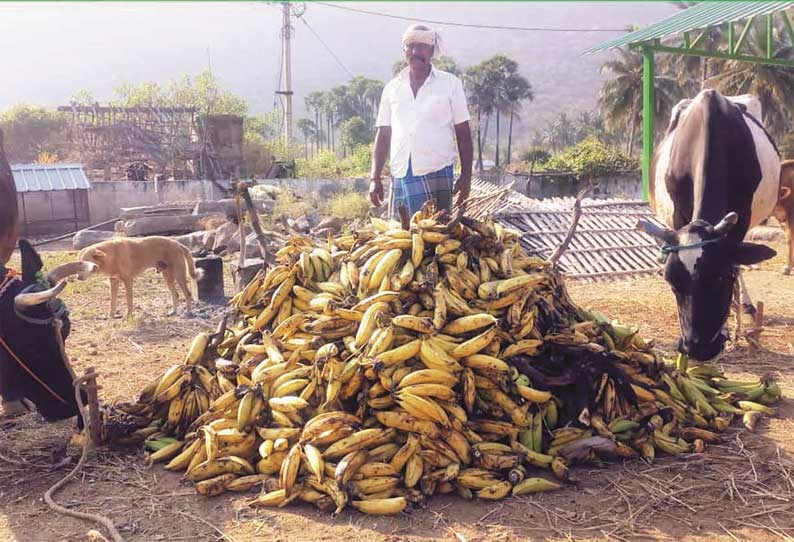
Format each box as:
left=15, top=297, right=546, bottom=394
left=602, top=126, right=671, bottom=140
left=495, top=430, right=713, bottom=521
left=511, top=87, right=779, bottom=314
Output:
left=115, top=201, right=781, bottom=515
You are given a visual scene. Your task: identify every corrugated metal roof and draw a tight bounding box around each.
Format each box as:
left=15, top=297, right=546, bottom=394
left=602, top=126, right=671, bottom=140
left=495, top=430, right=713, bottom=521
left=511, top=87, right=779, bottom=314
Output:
left=494, top=200, right=664, bottom=281
left=466, top=178, right=541, bottom=220
left=466, top=179, right=666, bottom=281
left=11, top=163, right=90, bottom=192
left=585, top=1, right=794, bottom=54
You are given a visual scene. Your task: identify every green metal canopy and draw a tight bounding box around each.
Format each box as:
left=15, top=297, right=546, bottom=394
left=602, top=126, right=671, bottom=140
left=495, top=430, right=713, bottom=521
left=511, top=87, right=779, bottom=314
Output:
left=585, top=1, right=794, bottom=201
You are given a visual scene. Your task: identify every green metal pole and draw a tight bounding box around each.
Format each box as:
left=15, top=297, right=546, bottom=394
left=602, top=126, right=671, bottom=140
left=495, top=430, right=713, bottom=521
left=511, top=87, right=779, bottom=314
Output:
left=641, top=46, right=655, bottom=203
left=782, top=10, right=794, bottom=49
left=767, top=14, right=773, bottom=59
left=727, top=21, right=735, bottom=54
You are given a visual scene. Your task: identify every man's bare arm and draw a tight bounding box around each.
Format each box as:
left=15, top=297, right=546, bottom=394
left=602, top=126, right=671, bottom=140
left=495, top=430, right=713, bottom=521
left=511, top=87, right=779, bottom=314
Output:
left=453, top=121, right=473, bottom=208
left=369, top=126, right=392, bottom=206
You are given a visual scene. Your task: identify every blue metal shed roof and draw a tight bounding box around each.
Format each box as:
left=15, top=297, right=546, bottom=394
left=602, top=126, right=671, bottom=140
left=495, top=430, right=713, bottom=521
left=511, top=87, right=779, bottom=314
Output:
left=11, top=163, right=90, bottom=192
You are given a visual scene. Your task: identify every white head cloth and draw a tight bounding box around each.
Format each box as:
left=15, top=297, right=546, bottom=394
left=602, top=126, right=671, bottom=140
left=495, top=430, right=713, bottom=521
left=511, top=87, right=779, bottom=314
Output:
left=401, top=25, right=442, bottom=57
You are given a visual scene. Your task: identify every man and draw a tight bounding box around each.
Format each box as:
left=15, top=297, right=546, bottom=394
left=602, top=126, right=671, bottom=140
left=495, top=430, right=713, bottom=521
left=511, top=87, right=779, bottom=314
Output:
left=369, top=24, right=474, bottom=217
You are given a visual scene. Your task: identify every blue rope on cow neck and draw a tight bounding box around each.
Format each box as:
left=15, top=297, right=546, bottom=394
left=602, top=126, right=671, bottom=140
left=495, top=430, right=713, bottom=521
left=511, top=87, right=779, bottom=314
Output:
left=658, top=237, right=722, bottom=264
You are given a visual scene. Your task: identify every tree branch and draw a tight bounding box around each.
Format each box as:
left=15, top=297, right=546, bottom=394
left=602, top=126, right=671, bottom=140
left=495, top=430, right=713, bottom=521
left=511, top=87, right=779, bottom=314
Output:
left=236, top=181, right=275, bottom=266
left=547, top=185, right=592, bottom=268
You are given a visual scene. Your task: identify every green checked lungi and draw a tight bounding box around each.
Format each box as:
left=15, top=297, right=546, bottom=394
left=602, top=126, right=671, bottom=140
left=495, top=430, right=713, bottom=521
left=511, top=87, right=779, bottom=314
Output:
left=390, top=160, right=454, bottom=219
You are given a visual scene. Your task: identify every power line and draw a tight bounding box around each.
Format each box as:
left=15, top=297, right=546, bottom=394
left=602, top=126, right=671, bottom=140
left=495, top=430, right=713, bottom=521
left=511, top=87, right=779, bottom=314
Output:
left=315, top=2, right=628, bottom=33
left=274, top=27, right=284, bottom=110
left=295, top=12, right=355, bottom=78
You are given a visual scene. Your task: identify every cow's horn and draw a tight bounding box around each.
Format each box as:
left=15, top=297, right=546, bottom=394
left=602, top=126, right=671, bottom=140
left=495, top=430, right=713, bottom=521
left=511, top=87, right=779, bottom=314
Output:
left=636, top=219, right=675, bottom=243
left=14, top=280, right=68, bottom=309
left=713, top=212, right=739, bottom=236
left=46, top=260, right=98, bottom=284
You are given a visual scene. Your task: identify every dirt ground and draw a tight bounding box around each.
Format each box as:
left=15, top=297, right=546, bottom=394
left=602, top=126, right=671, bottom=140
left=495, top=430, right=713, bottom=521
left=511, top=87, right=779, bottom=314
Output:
left=1, top=242, right=794, bottom=542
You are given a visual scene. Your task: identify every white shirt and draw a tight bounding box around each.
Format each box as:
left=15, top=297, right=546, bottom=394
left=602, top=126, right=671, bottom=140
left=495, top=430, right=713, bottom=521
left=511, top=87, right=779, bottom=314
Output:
left=376, top=67, right=470, bottom=178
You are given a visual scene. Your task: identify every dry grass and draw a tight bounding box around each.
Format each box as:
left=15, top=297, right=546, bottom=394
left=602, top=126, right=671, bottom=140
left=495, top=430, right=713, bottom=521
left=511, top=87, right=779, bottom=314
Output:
left=1, top=241, right=793, bottom=542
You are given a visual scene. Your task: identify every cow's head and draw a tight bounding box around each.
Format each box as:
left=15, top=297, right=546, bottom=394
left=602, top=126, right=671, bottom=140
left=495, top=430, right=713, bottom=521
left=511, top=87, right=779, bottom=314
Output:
left=639, top=212, right=776, bottom=361
left=0, top=240, right=96, bottom=422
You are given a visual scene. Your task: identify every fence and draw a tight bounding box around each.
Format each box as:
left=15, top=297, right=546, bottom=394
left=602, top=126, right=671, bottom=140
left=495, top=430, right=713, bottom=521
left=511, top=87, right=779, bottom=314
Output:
left=477, top=170, right=642, bottom=200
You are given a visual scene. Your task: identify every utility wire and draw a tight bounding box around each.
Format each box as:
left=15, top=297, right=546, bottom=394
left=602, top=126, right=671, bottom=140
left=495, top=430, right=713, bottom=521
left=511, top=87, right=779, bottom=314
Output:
left=295, top=12, right=355, bottom=78
left=315, top=2, right=629, bottom=33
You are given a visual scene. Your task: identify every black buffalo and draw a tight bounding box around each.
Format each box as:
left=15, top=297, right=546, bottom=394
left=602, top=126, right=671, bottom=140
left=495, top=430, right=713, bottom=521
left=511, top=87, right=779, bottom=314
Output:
left=0, top=241, right=96, bottom=423
left=0, top=127, right=96, bottom=423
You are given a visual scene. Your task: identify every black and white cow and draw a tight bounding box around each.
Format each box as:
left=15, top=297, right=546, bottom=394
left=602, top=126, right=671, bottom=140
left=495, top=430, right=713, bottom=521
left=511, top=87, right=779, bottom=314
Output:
left=639, top=89, right=780, bottom=361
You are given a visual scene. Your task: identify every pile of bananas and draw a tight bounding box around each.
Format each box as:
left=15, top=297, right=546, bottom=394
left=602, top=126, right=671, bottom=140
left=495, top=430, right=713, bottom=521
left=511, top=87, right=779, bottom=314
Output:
left=111, top=204, right=781, bottom=515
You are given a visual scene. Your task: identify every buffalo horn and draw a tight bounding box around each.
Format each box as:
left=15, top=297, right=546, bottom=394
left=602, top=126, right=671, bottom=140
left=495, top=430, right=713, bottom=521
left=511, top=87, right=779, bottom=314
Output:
left=46, top=260, right=97, bottom=283
left=14, top=280, right=68, bottom=309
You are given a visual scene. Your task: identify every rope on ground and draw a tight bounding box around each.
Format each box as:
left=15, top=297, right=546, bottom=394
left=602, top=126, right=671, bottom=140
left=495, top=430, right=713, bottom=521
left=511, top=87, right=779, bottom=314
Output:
left=44, top=320, right=125, bottom=542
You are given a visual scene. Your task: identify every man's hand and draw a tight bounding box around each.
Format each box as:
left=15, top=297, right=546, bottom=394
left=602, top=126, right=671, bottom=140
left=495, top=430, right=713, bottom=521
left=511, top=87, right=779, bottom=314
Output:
left=369, top=177, right=385, bottom=206
left=453, top=174, right=471, bottom=210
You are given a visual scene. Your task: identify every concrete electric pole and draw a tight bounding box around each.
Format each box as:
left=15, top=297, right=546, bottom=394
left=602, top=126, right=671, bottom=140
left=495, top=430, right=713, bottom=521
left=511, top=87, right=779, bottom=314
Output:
left=279, top=2, right=294, bottom=145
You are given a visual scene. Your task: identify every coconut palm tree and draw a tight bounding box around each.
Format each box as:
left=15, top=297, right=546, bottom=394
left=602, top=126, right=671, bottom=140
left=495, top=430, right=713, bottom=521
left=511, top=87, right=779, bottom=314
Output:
left=707, top=23, right=794, bottom=136
left=305, top=91, right=325, bottom=150
left=296, top=118, right=318, bottom=158
left=660, top=2, right=724, bottom=93
left=542, top=112, right=577, bottom=152
left=485, top=55, right=518, bottom=168
left=463, top=64, right=495, bottom=171
left=599, top=47, right=680, bottom=155
left=502, top=73, right=533, bottom=165
left=392, top=55, right=461, bottom=76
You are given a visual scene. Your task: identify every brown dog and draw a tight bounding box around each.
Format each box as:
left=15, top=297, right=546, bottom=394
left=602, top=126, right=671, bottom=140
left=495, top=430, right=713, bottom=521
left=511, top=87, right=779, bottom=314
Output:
left=773, top=159, right=794, bottom=274
left=79, top=236, right=204, bottom=318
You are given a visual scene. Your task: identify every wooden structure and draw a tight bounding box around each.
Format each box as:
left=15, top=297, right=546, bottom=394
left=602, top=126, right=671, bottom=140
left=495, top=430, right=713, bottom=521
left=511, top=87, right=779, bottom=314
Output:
left=11, top=163, right=91, bottom=236
left=82, top=367, right=102, bottom=447
left=57, top=104, right=243, bottom=181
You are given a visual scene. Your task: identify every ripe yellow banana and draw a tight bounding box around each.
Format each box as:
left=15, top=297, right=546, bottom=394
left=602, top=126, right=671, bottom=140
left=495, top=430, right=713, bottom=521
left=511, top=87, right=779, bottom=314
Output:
left=351, top=496, right=407, bottom=515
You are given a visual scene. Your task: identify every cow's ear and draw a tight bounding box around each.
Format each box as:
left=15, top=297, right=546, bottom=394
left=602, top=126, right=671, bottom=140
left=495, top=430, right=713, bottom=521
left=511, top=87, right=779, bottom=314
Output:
left=734, top=243, right=777, bottom=265
left=19, top=239, right=43, bottom=282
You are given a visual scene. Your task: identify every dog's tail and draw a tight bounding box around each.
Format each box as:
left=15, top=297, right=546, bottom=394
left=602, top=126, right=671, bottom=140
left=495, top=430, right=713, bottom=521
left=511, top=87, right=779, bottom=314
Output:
left=180, top=243, right=205, bottom=282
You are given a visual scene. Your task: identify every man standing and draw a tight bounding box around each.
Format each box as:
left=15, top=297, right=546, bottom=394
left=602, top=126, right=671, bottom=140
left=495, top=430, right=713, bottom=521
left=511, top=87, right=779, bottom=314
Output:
left=369, top=25, right=473, bottom=217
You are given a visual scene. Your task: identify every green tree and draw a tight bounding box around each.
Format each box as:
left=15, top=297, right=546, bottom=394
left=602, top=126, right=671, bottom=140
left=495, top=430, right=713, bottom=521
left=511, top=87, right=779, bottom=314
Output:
left=0, top=105, right=66, bottom=162
left=599, top=47, right=679, bottom=155
left=245, top=110, right=282, bottom=143
left=541, top=112, right=577, bottom=151
left=305, top=91, right=326, bottom=150
left=502, top=72, right=533, bottom=165
left=343, top=76, right=384, bottom=126
left=464, top=55, right=522, bottom=169
left=339, top=116, right=371, bottom=155
left=392, top=55, right=461, bottom=76
left=71, top=89, right=96, bottom=106
left=488, top=56, right=519, bottom=168
left=112, top=70, right=248, bottom=116
left=296, top=118, right=318, bottom=157
left=324, top=89, right=341, bottom=153
left=661, top=2, right=724, bottom=93
left=707, top=22, right=794, bottom=136
left=463, top=63, right=498, bottom=171
left=112, top=80, right=167, bottom=107
left=543, top=136, right=638, bottom=177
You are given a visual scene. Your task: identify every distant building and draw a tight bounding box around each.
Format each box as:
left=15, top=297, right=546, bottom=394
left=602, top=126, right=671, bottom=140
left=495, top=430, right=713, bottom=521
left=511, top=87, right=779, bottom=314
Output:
left=12, top=163, right=91, bottom=236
